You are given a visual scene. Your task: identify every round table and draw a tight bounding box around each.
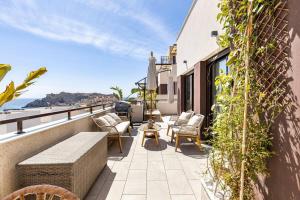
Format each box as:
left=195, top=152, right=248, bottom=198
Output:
left=139, top=123, right=162, bottom=146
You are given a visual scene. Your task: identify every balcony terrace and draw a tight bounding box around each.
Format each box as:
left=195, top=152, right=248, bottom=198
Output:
left=85, top=121, right=210, bottom=200
left=0, top=103, right=214, bottom=200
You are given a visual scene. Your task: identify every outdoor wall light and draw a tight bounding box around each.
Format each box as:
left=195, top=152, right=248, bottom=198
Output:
left=211, top=30, right=218, bottom=37
left=183, top=60, right=188, bottom=69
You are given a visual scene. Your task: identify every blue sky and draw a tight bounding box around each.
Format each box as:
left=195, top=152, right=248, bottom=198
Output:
left=0, top=0, right=192, bottom=98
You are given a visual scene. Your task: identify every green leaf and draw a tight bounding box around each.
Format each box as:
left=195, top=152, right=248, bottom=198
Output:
left=0, top=81, right=15, bottom=106
left=0, top=64, right=12, bottom=82
left=16, top=67, right=47, bottom=91
left=110, top=86, right=123, bottom=100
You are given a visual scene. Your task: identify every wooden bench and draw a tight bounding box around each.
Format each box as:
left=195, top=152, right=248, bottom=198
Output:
left=17, top=132, right=107, bottom=199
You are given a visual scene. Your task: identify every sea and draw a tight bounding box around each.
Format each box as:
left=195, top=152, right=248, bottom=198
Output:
left=0, top=98, right=36, bottom=111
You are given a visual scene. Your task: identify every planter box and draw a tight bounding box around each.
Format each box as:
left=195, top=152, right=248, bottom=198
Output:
left=17, top=132, right=107, bottom=199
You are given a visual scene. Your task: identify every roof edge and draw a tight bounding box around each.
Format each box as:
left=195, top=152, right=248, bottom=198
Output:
left=176, top=0, right=198, bottom=41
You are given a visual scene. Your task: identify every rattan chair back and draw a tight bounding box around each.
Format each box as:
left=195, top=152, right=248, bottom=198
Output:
left=2, top=185, right=79, bottom=200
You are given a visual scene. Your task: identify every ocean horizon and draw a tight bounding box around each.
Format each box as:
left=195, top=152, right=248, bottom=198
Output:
left=0, top=98, right=37, bottom=110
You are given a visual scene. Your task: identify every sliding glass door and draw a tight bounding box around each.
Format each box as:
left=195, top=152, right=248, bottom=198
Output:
left=184, top=73, right=194, bottom=111
left=211, top=57, right=228, bottom=108
left=208, top=56, right=228, bottom=122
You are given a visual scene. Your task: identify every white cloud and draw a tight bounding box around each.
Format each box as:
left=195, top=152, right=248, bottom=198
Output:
left=77, top=0, right=173, bottom=43
left=0, top=0, right=169, bottom=59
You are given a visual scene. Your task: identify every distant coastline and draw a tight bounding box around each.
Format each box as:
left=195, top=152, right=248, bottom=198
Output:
left=24, top=92, right=115, bottom=108
left=0, top=98, right=36, bottom=111
left=0, top=92, right=116, bottom=112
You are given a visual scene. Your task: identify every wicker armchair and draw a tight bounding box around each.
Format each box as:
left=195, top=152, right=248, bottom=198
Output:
left=167, top=111, right=194, bottom=135
left=2, top=185, right=79, bottom=200
left=171, top=114, right=205, bottom=151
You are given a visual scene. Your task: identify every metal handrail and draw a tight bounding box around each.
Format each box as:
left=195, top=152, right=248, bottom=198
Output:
left=0, top=102, right=114, bottom=134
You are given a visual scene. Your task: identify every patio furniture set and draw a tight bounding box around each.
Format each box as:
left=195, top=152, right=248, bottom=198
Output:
left=4, top=111, right=204, bottom=200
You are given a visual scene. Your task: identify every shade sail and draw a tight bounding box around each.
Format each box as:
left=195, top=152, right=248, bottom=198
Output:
left=146, top=53, right=157, bottom=91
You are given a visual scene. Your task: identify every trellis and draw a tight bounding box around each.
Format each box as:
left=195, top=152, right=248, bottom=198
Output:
left=252, top=0, right=289, bottom=116
left=210, top=0, right=290, bottom=199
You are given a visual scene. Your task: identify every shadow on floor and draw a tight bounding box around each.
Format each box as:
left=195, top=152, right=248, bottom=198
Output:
left=85, top=166, right=116, bottom=200
left=108, top=136, right=133, bottom=161
left=143, top=138, right=168, bottom=151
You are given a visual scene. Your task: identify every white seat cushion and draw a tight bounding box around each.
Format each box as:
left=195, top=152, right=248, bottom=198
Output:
left=172, top=127, right=180, bottom=133
left=178, top=112, right=193, bottom=121
left=187, top=114, right=204, bottom=127
left=178, top=126, right=197, bottom=135
left=177, top=112, right=194, bottom=126
left=94, top=117, right=114, bottom=133
left=103, top=115, right=118, bottom=126
left=107, top=113, right=123, bottom=123
left=172, top=126, right=197, bottom=136
left=115, top=121, right=130, bottom=134
left=167, top=121, right=175, bottom=126
left=95, top=116, right=110, bottom=126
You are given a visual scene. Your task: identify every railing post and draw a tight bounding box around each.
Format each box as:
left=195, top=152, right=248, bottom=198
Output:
left=68, top=111, right=71, bottom=120
left=90, top=107, right=93, bottom=114
left=17, top=120, right=23, bottom=134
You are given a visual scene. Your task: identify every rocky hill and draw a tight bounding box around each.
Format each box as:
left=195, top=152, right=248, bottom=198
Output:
left=24, top=92, right=115, bottom=108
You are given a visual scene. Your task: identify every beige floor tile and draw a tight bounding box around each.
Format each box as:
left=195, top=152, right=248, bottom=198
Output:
left=189, top=180, right=203, bottom=200
left=107, top=160, right=116, bottom=168
left=121, top=195, right=146, bottom=200
left=97, top=180, right=126, bottom=200
left=162, top=154, right=177, bottom=159
left=127, top=170, right=147, bottom=180
left=161, top=146, right=176, bottom=155
left=148, top=152, right=163, bottom=161
left=86, top=125, right=210, bottom=200
left=180, top=160, right=203, bottom=180
left=120, top=154, right=134, bottom=162
left=164, top=158, right=182, bottom=170
left=86, top=166, right=112, bottom=197
left=147, top=181, right=171, bottom=200
left=109, top=162, right=130, bottom=181
left=147, top=161, right=166, bottom=181
left=130, top=160, right=147, bottom=169
left=166, top=170, right=193, bottom=195
left=132, top=154, right=147, bottom=161
left=171, top=195, right=196, bottom=200
left=123, top=180, right=147, bottom=195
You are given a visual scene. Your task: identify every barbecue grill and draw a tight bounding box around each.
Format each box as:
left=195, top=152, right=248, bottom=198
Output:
left=114, top=101, right=132, bottom=125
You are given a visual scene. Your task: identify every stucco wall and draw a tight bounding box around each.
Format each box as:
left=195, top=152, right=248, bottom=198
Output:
left=158, top=70, right=169, bottom=85
left=176, top=0, right=222, bottom=76
left=0, top=108, right=112, bottom=199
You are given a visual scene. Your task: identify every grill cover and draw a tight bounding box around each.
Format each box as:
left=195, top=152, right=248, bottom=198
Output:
left=115, top=101, right=131, bottom=113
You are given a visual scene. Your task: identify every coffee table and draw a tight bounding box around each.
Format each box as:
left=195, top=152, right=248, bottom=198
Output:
left=139, top=123, right=161, bottom=146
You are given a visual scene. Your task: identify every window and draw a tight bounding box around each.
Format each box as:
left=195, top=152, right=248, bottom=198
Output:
left=184, top=73, right=194, bottom=111
left=208, top=56, right=229, bottom=121
left=174, top=82, right=177, bottom=94
left=159, top=84, right=168, bottom=95
left=172, top=56, right=176, bottom=64
left=211, top=57, right=228, bottom=107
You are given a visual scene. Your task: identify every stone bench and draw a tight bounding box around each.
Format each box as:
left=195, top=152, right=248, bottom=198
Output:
left=17, top=132, right=107, bottom=199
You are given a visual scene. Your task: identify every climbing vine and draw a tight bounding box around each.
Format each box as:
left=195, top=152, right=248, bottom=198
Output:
left=210, top=0, right=289, bottom=199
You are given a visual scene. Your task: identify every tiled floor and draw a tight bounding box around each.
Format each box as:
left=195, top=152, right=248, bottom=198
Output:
left=85, top=121, right=210, bottom=200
